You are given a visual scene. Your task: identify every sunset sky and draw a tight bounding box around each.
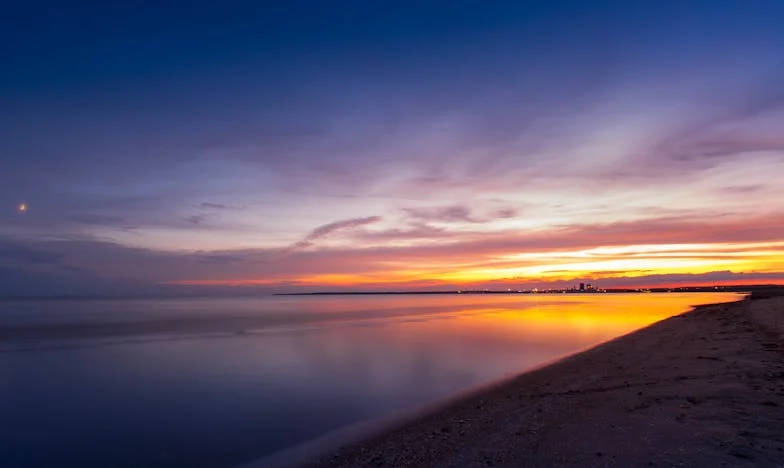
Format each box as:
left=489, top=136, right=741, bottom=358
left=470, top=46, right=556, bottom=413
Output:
left=2, top=0, right=784, bottom=296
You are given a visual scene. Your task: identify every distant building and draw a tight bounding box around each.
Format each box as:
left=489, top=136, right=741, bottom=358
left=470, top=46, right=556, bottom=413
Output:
left=579, top=282, right=585, bottom=291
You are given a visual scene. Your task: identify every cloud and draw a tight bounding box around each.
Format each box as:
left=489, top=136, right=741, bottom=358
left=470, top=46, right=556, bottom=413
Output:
left=193, top=248, right=271, bottom=265
left=198, top=202, right=229, bottom=210
left=494, top=208, right=518, bottom=219
left=404, top=205, right=476, bottom=223
left=356, top=222, right=447, bottom=241
left=635, top=93, right=784, bottom=171
left=181, top=202, right=248, bottom=228
left=0, top=240, right=64, bottom=267
left=657, top=132, right=784, bottom=164
left=402, top=205, right=519, bottom=224
left=302, top=216, right=383, bottom=243
left=275, top=216, right=384, bottom=258
left=349, top=212, right=784, bottom=255
left=0, top=211, right=782, bottom=297
left=197, top=202, right=245, bottom=210
left=69, top=214, right=125, bottom=226
left=718, top=185, right=765, bottom=195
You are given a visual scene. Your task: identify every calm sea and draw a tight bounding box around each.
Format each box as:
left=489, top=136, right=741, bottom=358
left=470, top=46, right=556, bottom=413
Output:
left=0, top=293, right=742, bottom=467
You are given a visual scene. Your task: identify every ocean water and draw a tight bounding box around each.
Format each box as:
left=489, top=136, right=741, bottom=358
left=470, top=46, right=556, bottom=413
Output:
left=0, top=293, right=741, bottom=467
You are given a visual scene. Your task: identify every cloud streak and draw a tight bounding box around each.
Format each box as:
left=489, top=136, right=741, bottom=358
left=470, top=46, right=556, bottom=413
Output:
left=1, top=210, right=782, bottom=297
left=275, top=216, right=384, bottom=258
left=302, top=216, right=383, bottom=243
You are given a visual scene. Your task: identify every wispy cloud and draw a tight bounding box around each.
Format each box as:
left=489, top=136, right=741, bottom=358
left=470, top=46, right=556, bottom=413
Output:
left=303, top=216, right=383, bottom=243
left=197, top=202, right=245, bottom=210
left=278, top=216, right=384, bottom=257
left=69, top=214, right=125, bottom=226
left=404, top=205, right=477, bottom=223
left=402, top=205, right=519, bottom=224
left=1, top=216, right=783, bottom=297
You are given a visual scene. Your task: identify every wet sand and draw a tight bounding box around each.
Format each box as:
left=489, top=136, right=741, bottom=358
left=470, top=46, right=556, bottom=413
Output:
left=306, top=294, right=784, bottom=467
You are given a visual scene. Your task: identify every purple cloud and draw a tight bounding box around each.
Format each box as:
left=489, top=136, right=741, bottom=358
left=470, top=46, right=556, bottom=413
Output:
left=279, top=216, right=384, bottom=257
left=402, top=205, right=519, bottom=224
left=403, top=205, right=476, bottom=223
left=303, top=216, right=383, bottom=242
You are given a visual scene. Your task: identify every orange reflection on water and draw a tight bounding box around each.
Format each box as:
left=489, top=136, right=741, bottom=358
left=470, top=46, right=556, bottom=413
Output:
left=386, top=292, right=744, bottom=353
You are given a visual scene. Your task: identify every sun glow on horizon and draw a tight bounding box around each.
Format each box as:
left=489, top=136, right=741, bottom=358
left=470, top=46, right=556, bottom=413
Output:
left=163, top=239, right=784, bottom=290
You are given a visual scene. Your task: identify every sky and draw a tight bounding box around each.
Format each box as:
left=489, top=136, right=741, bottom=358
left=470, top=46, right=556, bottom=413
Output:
left=2, top=0, right=784, bottom=296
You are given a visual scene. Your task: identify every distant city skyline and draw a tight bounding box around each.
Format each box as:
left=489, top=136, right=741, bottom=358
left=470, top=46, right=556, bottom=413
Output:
left=2, top=1, right=784, bottom=296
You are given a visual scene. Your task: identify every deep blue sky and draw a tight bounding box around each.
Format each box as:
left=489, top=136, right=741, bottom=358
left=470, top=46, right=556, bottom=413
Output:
left=5, top=1, right=782, bottom=95
left=2, top=1, right=784, bottom=296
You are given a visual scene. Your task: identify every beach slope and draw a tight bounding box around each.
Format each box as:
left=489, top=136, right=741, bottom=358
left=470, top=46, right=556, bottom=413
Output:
left=308, top=296, right=784, bottom=467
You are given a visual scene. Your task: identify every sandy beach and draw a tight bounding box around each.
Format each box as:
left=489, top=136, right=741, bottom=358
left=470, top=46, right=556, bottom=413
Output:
left=304, top=294, right=784, bottom=467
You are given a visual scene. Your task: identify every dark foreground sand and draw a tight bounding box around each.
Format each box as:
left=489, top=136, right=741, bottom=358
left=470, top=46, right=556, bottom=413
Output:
left=304, top=295, right=784, bottom=467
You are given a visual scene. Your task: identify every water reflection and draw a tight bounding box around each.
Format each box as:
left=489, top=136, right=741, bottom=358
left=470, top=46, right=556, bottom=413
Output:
left=0, top=293, right=741, bottom=467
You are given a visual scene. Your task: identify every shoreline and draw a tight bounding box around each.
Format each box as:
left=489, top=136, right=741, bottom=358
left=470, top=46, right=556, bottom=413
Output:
left=240, top=343, right=605, bottom=468
left=268, top=293, right=784, bottom=467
